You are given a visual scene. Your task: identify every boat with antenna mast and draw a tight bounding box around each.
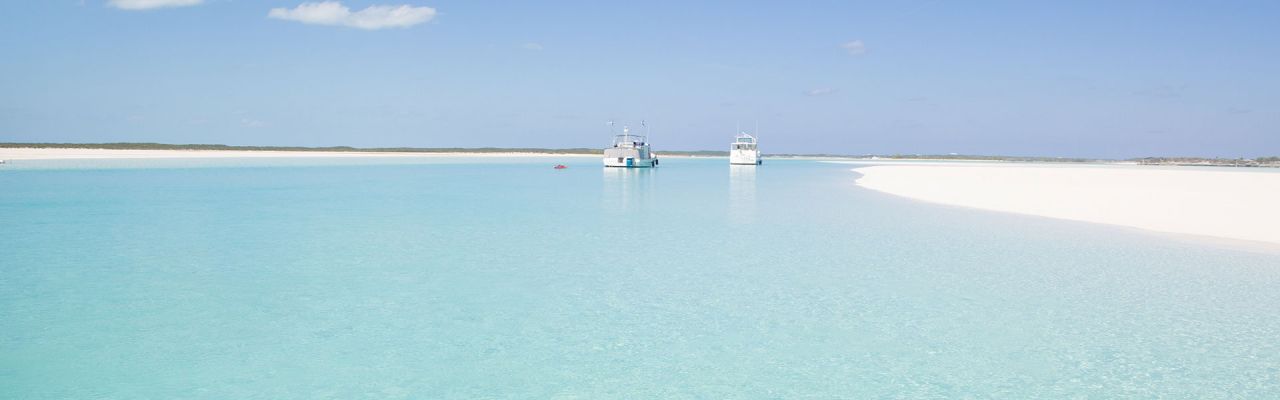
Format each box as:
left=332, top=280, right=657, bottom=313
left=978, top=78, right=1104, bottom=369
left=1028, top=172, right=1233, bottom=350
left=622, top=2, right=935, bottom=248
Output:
left=730, top=122, right=762, bottom=165
left=603, top=120, right=659, bottom=168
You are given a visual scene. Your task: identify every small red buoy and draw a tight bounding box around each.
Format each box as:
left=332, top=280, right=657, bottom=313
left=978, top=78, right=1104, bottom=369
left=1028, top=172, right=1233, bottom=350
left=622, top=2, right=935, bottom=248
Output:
left=554, top=164, right=567, bottom=169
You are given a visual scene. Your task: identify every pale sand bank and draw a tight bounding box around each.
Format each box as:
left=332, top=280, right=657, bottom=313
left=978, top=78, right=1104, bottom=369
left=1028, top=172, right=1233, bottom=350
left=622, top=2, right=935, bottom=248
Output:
left=853, top=164, right=1280, bottom=247
left=0, top=148, right=598, bottom=160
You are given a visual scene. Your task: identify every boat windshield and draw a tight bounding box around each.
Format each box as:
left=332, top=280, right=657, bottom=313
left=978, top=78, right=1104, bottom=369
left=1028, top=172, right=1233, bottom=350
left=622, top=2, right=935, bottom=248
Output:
left=612, top=134, right=648, bottom=146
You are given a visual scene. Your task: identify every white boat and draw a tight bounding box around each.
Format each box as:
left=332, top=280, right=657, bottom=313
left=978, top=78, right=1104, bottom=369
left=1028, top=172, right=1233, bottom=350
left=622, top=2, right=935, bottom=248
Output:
left=729, top=131, right=761, bottom=165
left=603, top=123, right=658, bottom=168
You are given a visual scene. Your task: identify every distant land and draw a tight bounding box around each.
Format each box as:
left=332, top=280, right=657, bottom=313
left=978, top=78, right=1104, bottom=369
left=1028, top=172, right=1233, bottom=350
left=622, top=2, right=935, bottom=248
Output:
left=2, top=142, right=1277, bottom=167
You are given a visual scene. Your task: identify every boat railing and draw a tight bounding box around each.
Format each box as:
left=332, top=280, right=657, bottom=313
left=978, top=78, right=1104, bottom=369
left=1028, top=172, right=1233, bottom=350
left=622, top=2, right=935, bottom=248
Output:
left=612, top=134, right=648, bottom=147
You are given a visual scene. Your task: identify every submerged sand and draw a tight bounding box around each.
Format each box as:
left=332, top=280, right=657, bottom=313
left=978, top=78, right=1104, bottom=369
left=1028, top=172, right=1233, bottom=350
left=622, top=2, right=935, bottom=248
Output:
left=853, top=163, right=1280, bottom=247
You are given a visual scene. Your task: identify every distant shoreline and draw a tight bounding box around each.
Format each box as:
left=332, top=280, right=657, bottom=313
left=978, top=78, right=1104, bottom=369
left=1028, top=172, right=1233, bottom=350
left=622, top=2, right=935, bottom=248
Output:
left=0, top=143, right=1275, bottom=166
left=0, top=147, right=596, bottom=161
left=0, top=143, right=721, bottom=158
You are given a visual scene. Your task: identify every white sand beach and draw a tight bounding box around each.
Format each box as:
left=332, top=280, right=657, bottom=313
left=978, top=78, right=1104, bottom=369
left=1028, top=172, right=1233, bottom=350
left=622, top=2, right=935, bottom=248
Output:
left=853, top=163, right=1280, bottom=247
left=0, top=148, right=597, bottom=160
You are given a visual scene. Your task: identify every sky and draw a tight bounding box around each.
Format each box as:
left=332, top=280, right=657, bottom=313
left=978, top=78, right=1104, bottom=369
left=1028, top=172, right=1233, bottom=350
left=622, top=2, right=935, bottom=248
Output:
left=1, top=0, right=1277, bottom=158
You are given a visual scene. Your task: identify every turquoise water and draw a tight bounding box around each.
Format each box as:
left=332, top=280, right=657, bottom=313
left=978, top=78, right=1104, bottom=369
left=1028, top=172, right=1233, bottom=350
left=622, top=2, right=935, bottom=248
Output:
left=2, top=157, right=1278, bottom=398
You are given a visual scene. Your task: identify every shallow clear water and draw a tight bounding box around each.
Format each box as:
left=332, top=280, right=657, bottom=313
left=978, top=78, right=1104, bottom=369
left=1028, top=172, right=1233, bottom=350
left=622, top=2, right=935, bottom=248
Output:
left=2, top=157, right=1278, bottom=398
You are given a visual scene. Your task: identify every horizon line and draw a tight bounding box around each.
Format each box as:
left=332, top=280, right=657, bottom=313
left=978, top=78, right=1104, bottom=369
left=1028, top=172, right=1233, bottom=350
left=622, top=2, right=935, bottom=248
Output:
left=2, top=142, right=1277, bottom=162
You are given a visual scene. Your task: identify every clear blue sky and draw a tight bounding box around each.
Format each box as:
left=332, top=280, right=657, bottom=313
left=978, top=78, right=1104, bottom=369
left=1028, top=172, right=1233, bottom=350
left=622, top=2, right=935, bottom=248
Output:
left=2, top=0, right=1277, bottom=158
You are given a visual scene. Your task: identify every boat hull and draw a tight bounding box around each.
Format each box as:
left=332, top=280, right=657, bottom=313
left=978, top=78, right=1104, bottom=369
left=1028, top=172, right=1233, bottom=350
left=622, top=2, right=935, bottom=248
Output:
left=604, top=146, right=657, bottom=168
left=603, top=157, right=658, bottom=168
left=730, top=150, right=761, bottom=165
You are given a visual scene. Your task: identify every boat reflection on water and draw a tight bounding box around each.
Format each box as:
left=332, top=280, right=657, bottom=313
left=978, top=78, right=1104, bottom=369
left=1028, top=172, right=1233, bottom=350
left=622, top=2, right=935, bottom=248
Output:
left=729, top=164, right=756, bottom=222
left=602, top=167, right=655, bottom=213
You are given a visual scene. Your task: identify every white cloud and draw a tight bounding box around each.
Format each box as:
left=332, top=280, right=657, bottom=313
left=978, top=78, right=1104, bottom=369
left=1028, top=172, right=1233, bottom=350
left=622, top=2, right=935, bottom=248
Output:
left=108, top=0, right=202, bottom=10
left=268, top=1, right=437, bottom=30
left=240, top=118, right=266, bottom=128
left=840, top=40, right=867, bottom=56
left=522, top=42, right=544, bottom=51
left=805, top=88, right=838, bottom=97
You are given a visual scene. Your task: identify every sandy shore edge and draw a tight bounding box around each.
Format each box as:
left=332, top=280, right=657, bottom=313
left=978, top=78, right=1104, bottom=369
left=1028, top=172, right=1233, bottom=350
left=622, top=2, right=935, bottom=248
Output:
left=851, top=163, right=1280, bottom=251
left=0, top=148, right=612, bottom=160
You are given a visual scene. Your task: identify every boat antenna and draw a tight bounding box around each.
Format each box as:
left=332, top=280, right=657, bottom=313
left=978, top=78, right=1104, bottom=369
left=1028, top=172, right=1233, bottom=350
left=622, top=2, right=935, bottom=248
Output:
left=755, top=120, right=759, bottom=141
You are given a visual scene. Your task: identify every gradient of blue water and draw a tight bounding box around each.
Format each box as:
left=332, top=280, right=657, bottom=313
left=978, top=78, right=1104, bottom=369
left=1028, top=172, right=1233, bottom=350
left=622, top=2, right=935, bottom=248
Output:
left=2, top=157, right=1278, bottom=398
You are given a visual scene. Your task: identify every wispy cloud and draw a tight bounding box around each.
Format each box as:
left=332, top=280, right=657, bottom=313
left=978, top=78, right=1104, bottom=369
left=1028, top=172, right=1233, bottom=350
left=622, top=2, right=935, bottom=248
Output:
left=268, top=1, right=437, bottom=30
left=840, top=40, right=867, bottom=56
left=240, top=118, right=266, bottom=128
left=522, top=42, right=544, bottom=51
left=805, top=88, right=838, bottom=97
left=108, top=0, right=202, bottom=10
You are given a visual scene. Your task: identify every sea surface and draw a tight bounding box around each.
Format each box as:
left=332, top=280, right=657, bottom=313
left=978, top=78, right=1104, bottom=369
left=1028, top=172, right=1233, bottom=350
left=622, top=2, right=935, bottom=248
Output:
left=2, top=157, right=1278, bottom=398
